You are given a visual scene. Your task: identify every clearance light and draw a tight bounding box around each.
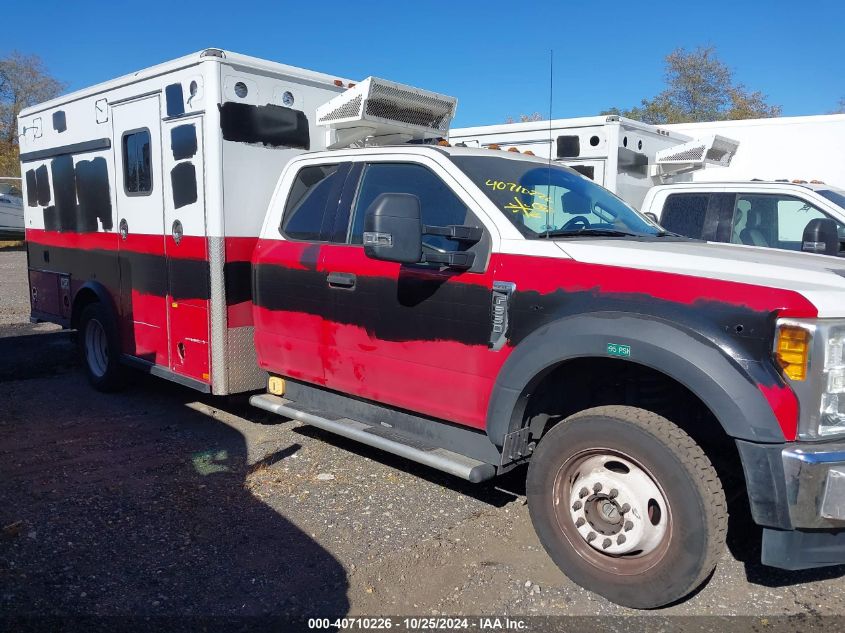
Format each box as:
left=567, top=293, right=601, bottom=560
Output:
left=268, top=376, right=286, bottom=396
left=334, top=79, right=344, bottom=87
left=507, top=147, right=519, bottom=152
left=437, top=139, right=451, bottom=146
left=792, top=179, right=808, bottom=184
left=776, top=325, right=810, bottom=381
left=348, top=82, right=356, bottom=88
left=811, top=179, right=825, bottom=184
left=524, top=150, right=535, bottom=156
left=488, top=144, right=501, bottom=150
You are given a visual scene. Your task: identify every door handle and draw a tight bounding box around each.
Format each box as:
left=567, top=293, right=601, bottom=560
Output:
left=119, top=218, right=128, bottom=240
left=327, top=271, right=357, bottom=289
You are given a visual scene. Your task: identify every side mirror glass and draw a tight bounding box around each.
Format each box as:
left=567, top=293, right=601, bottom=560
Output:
left=802, top=218, right=840, bottom=256
left=363, top=193, right=423, bottom=264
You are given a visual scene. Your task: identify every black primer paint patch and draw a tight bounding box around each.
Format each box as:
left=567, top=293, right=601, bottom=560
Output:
left=43, top=206, right=59, bottom=231
left=75, top=157, right=113, bottom=231
left=224, top=261, right=252, bottom=305
left=25, top=170, right=38, bottom=207
left=50, top=156, right=77, bottom=232
left=219, top=102, right=310, bottom=149
left=35, top=165, right=51, bottom=207
left=165, top=83, right=185, bottom=117
left=171, top=162, right=197, bottom=209
left=52, top=110, right=67, bottom=133
left=170, top=124, right=197, bottom=160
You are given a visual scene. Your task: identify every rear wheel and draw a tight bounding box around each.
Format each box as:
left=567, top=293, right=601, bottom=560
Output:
left=526, top=405, right=727, bottom=608
left=78, top=302, right=124, bottom=391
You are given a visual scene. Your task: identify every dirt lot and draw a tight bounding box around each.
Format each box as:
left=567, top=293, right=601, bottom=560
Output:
left=1, top=249, right=845, bottom=631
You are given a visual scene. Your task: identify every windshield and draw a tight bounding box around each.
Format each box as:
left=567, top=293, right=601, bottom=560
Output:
left=450, top=155, right=660, bottom=238
left=818, top=188, right=845, bottom=210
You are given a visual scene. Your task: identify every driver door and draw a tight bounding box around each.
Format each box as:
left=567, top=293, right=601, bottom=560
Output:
left=318, top=160, right=499, bottom=429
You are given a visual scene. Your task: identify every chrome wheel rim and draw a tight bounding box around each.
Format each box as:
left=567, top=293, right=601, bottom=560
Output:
left=553, top=449, right=672, bottom=575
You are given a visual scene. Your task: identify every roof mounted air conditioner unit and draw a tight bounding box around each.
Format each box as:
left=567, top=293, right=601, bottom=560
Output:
left=317, top=77, right=457, bottom=149
left=650, top=134, right=740, bottom=178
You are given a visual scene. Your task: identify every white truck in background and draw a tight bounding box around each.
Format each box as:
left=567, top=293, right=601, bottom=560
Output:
left=449, top=116, right=739, bottom=210
left=643, top=180, right=845, bottom=257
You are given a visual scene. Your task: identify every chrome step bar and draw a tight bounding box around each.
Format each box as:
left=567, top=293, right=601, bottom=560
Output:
left=250, top=393, right=496, bottom=483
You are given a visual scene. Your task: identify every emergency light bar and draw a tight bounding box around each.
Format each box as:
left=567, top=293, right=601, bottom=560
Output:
left=317, top=77, right=457, bottom=149
left=651, top=134, right=740, bottom=177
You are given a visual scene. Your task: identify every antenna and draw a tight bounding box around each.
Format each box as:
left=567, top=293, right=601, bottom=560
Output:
left=545, top=49, right=554, bottom=238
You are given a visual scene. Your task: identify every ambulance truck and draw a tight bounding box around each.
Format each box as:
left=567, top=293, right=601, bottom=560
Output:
left=20, top=50, right=845, bottom=609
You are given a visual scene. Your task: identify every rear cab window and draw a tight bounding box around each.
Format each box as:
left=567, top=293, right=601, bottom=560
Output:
left=660, top=194, right=711, bottom=239
left=280, top=164, right=344, bottom=241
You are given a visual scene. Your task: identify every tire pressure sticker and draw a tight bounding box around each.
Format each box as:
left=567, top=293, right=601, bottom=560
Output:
left=607, top=342, right=631, bottom=358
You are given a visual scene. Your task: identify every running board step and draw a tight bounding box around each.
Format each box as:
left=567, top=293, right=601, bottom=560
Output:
left=250, top=393, right=496, bottom=483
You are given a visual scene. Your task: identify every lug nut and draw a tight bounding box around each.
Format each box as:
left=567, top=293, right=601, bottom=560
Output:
left=620, top=503, right=631, bottom=513
left=575, top=517, right=585, bottom=528
left=579, top=487, right=589, bottom=499
left=572, top=500, right=582, bottom=511
left=617, top=534, right=626, bottom=545
left=624, top=520, right=634, bottom=531
left=608, top=488, right=618, bottom=499
left=602, top=538, right=612, bottom=549
left=593, top=482, right=603, bottom=493
left=587, top=531, right=597, bottom=542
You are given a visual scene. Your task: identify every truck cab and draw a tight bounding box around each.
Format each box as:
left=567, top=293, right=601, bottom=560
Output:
left=644, top=181, right=845, bottom=255
left=251, top=141, right=845, bottom=609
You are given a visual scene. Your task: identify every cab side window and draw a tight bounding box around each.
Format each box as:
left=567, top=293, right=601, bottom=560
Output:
left=349, top=163, right=472, bottom=252
left=281, top=164, right=341, bottom=241
left=729, top=194, right=838, bottom=251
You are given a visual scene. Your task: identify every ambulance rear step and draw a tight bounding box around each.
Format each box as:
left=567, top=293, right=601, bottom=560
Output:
left=249, top=393, right=496, bottom=483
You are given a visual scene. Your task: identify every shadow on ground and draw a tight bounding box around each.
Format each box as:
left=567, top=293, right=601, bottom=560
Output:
left=0, top=330, right=349, bottom=629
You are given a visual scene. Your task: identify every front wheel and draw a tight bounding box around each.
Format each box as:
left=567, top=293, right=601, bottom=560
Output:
left=526, top=405, right=727, bottom=608
left=78, top=302, right=124, bottom=392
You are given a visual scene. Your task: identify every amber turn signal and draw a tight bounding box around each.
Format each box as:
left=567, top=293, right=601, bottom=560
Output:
left=775, top=325, right=810, bottom=381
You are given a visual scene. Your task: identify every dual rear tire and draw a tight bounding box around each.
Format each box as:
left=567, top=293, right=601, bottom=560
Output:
left=526, top=405, right=727, bottom=609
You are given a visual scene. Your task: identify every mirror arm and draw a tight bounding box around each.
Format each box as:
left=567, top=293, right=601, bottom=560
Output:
left=422, top=224, right=483, bottom=244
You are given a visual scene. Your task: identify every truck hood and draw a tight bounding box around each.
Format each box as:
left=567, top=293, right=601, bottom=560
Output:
left=556, top=239, right=845, bottom=318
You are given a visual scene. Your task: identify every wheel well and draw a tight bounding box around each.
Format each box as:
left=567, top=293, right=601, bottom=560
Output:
left=70, top=288, right=100, bottom=330
left=522, top=357, right=745, bottom=504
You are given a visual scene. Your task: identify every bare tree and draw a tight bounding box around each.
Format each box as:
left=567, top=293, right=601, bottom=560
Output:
left=0, top=52, right=66, bottom=176
left=504, top=112, right=545, bottom=124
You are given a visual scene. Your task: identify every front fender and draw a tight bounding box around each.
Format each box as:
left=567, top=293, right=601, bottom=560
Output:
left=486, top=312, right=790, bottom=446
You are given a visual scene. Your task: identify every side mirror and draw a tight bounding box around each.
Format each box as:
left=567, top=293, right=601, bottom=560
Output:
left=363, top=193, right=423, bottom=264
left=802, top=218, right=840, bottom=256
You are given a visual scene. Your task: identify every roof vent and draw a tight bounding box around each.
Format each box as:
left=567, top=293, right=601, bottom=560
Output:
left=317, top=77, right=457, bottom=148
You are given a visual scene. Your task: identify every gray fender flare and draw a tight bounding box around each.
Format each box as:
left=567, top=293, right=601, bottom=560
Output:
left=486, top=312, right=786, bottom=446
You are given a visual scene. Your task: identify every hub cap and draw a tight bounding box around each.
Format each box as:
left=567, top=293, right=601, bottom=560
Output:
left=554, top=450, right=671, bottom=573
left=85, top=318, right=109, bottom=378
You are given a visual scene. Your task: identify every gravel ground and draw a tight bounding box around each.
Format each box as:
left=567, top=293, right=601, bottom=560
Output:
left=1, top=249, right=844, bottom=631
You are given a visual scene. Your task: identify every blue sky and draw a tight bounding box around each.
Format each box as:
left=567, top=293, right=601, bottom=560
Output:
left=5, top=0, right=844, bottom=127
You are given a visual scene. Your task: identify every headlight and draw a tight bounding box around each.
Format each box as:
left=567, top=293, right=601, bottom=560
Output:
left=820, top=329, right=845, bottom=436
left=776, top=319, right=845, bottom=440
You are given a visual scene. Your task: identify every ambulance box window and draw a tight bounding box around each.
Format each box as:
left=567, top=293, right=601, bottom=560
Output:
left=122, top=128, right=153, bottom=195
